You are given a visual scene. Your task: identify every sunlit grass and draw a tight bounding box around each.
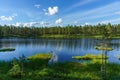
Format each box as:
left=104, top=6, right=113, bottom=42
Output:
left=27, top=53, right=51, bottom=60
left=72, top=54, right=108, bottom=60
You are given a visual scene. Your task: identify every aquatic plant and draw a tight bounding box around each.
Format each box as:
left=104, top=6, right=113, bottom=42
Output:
left=28, top=53, right=51, bottom=60
left=72, top=54, right=108, bottom=60
left=94, top=46, right=113, bottom=51
left=0, top=48, right=15, bottom=52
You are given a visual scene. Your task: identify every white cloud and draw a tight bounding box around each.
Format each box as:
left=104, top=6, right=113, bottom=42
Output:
left=34, top=4, right=40, bottom=8
left=13, top=21, right=50, bottom=27
left=45, top=6, right=58, bottom=15
left=0, top=16, right=13, bottom=21
left=55, top=18, right=62, bottom=24
left=85, top=22, right=90, bottom=25
left=13, top=22, right=41, bottom=27
left=0, top=13, right=17, bottom=21
left=14, top=22, right=22, bottom=27
left=23, top=22, right=41, bottom=27
left=40, top=21, right=49, bottom=26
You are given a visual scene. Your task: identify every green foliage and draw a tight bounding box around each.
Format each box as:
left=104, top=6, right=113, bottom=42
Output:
left=0, top=53, right=120, bottom=79
left=7, top=64, right=24, bottom=78
left=0, top=23, right=120, bottom=38
left=0, top=58, right=120, bottom=79
left=7, top=55, right=26, bottom=78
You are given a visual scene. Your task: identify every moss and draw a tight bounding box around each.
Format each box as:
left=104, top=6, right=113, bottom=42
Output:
left=0, top=48, right=15, bottom=52
left=72, top=54, right=108, bottom=60
left=95, top=46, right=113, bottom=51
left=27, top=53, right=51, bottom=60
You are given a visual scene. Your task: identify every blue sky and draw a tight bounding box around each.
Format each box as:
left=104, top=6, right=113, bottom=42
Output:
left=0, top=0, right=120, bottom=27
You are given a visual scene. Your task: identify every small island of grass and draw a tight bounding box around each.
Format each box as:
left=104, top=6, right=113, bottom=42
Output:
left=28, top=53, right=51, bottom=60
left=95, top=46, right=113, bottom=51
left=72, top=54, right=108, bottom=60
left=0, top=48, right=15, bottom=52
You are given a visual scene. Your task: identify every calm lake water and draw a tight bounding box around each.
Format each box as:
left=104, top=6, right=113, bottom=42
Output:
left=0, top=38, right=120, bottom=63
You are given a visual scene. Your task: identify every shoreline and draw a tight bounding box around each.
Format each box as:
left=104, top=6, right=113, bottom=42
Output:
left=0, top=35, right=120, bottom=39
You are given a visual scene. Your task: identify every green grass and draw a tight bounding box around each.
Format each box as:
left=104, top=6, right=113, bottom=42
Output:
left=39, top=34, right=120, bottom=39
left=28, top=53, right=51, bottom=60
left=72, top=54, right=108, bottom=60
left=95, top=46, right=113, bottom=51
left=0, top=48, right=15, bottom=52
left=0, top=53, right=120, bottom=80
left=2, top=34, right=120, bottom=39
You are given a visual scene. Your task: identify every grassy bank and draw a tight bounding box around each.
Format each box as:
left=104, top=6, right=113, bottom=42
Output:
left=40, top=34, right=120, bottom=39
left=0, top=53, right=120, bottom=80
left=1, top=34, right=120, bottom=39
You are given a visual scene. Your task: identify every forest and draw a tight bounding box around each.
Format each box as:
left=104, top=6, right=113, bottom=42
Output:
left=0, top=23, right=120, bottom=38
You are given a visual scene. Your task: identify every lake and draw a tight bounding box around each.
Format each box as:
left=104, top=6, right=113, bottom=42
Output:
left=0, top=38, right=120, bottom=63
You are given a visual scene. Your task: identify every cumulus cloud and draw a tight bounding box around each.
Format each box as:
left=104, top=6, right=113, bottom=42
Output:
left=55, top=18, right=62, bottom=24
left=13, top=21, right=49, bottom=27
left=0, top=13, right=17, bottom=21
left=34, top=4, right=40, bottom=8
left=45, top=6, right=58, bottom=15
left=0, top=16, right=13, bottom=21
left=13, top=22, right=40, bottom=27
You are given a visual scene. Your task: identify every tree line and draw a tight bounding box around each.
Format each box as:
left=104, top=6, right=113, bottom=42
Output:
left=0, top=23, right=120, bottom=38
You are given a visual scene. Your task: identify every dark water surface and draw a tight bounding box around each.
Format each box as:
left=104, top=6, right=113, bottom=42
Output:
left=0, top=38, right=120, bottom=63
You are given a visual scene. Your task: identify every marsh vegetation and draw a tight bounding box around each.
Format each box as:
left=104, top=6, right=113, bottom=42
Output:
left=0, top=53, right=120, bottom=80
